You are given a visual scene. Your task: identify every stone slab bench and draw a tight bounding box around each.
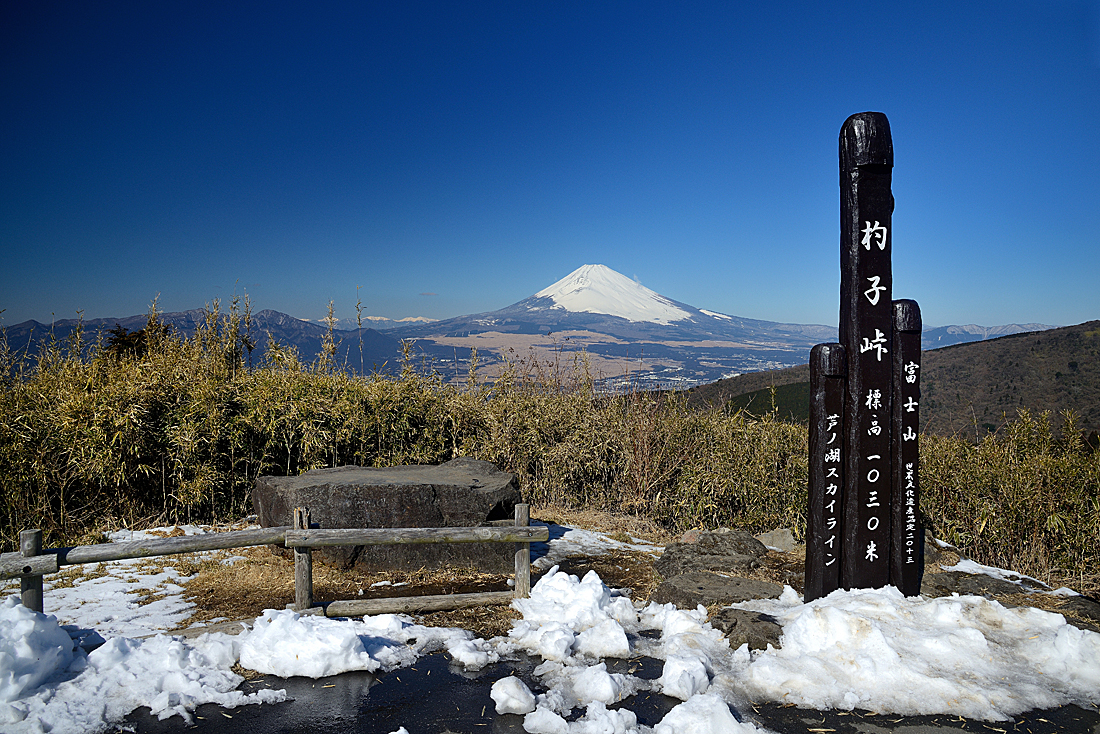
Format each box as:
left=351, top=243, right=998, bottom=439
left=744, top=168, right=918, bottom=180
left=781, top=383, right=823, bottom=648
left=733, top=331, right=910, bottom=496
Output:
left=253, top=457, right=522, bottom=572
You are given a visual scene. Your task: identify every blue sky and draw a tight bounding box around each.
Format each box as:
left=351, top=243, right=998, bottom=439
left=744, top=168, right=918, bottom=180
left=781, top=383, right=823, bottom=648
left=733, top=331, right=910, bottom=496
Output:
left=2, top=1, right=1098, bottom=329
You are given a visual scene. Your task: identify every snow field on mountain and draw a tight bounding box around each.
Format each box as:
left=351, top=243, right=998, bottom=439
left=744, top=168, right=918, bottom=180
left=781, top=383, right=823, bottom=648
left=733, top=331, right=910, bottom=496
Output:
left=534, top=264, right=692, bottom=325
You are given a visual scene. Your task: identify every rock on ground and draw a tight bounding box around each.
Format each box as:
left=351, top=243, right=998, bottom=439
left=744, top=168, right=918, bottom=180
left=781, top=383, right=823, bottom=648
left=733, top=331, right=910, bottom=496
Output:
left=754, top=529, right=797, bottom=553
left=655, top=529, right=768, bottom=578
left=921, top=571, right=1024, bottom=598
left=650, top=572, right=783, bottom=608
left=709, top=608, right=784, bottom=650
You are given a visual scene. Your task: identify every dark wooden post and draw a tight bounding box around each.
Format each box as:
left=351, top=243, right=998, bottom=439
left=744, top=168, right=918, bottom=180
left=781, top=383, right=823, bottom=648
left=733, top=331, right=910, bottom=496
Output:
left=514, top=503, right=531, bottom=598
left=839, top=112, right=895, bottom=590
left=891, top=299, right=924, bottom=595
left=293, top=507, right=313, bottom=611
left=21, top=529, right=44, bottom=613
left=805, top=344, right=847, bottom=602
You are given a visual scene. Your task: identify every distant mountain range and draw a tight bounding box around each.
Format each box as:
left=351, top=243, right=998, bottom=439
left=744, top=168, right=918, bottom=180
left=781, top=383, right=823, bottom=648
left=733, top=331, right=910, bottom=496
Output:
left=922, top=323, right=1059, bottom=349
left=3, top=264, right=1065, bottom=390
left=3, top=309, right=403, bottom=375
left=384, top=264, right=838, bottom=388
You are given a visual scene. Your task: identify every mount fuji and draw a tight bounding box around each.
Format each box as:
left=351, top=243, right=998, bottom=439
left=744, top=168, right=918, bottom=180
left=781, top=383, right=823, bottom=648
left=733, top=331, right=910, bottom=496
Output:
left=394, top=264, right=835, bottom=343
left=388, top=264, right=836, bottom=389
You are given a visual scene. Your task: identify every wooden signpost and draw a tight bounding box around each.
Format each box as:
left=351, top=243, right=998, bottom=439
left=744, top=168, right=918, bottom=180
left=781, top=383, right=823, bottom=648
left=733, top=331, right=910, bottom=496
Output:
left=805, top=112, right=923, bottom=600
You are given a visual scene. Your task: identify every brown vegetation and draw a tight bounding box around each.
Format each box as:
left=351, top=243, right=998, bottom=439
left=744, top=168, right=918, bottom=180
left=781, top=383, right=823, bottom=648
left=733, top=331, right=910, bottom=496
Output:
left=2, top=302, right=1097, bottom=589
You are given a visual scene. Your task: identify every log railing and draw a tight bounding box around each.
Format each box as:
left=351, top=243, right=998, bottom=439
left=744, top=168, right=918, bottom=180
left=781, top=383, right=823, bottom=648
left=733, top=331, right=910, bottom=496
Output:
left=2, top=504, right=547, bottom=618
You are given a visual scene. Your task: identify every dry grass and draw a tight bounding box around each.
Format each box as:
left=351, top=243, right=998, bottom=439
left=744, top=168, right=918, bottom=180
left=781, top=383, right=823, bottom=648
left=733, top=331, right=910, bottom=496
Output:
left=178, top=546, right=513, bottom=632
left=4, top=302, right=1097, bottom=596
left=532, top=503, right=677, bottom=546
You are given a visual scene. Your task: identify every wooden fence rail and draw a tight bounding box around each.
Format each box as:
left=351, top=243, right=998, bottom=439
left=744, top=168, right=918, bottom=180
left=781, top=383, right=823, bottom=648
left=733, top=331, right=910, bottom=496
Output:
left=3, top=504, right=547, bottom=619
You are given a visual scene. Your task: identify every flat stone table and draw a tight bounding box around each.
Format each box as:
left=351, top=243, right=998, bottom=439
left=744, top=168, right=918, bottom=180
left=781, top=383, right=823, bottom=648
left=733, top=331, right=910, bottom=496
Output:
left=253, top=457, right=523, bottom=572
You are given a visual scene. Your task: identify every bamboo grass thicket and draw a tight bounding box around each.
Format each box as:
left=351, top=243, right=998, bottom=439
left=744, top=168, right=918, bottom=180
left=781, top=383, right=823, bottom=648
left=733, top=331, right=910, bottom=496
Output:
left=1, top=301, right=1097, bottom=584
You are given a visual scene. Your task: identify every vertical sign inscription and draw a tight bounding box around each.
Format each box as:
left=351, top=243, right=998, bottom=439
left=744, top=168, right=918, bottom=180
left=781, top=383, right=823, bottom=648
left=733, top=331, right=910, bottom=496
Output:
left=892, top=299, right=923, bottom=596
left=805, top=343, right=846, bottom=602
left=839, top=112, right=895, bottom=590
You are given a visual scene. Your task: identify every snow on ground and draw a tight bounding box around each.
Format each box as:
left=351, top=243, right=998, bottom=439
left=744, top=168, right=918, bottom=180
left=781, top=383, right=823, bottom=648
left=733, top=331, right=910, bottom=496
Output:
left=531, top=522, right=662, bottom=571
left=727, top=586, right=1100, bottom=721
left=2, top=523, right=1099, bottom=733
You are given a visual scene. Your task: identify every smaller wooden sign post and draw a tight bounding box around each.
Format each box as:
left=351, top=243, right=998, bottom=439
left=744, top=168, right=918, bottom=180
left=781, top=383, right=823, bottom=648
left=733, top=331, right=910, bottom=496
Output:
left=805, top=344, right=846, bottom=602
left=804, top=112, right=923, bottom=600
left=891, top=299, right=923, bottom=596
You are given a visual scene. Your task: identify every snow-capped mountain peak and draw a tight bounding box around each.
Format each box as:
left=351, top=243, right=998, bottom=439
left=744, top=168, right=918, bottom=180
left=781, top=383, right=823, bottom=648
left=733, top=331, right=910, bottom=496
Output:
left=532, top=264, right=691, bottom=325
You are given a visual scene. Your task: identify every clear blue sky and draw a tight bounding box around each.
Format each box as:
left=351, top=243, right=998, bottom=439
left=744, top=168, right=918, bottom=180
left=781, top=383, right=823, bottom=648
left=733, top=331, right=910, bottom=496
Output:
left=3, top=1, right=1098, bottom=329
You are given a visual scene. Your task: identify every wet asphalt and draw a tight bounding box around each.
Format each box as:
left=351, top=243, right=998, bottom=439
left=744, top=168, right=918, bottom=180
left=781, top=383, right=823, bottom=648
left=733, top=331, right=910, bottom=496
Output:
left=122, top=650, right=1100, bottom=734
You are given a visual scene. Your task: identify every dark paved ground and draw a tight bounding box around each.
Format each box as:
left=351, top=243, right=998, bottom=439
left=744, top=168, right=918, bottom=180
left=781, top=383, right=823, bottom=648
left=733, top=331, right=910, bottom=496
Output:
left=123, top=651, right=1099, bottom=734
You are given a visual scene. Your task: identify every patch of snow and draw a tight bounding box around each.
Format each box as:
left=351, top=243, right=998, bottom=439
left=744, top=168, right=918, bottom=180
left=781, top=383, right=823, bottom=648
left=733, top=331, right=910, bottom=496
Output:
left=533, top=264, right=691, bottom=324
left=531, top=523, right=662, bottom=571
left=941, top=559, right=1048, bottom=589
left=495, top=673, right=536, bottom=713
left=700, top=309, right=733, bottom=321
left=1049, top=587, right=1081, bottom=597
left=728, top=585, right=1100, bottom=721
left=0, top=598, right=284, bottom=731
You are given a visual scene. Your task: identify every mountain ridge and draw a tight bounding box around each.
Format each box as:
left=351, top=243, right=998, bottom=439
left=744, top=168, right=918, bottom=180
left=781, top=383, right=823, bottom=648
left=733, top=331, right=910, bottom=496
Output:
left=685, top=320, right=1100, bottom=438
left=3, top=263, right=1066, bottom=388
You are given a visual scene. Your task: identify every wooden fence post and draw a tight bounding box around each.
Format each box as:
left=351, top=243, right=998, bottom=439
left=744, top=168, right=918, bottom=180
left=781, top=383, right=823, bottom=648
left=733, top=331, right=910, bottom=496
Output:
left=293, top=507, right=313, bottom=611
left=20, top=530, right=44, bottom=613
left=514, top=504, right=531, bottom=598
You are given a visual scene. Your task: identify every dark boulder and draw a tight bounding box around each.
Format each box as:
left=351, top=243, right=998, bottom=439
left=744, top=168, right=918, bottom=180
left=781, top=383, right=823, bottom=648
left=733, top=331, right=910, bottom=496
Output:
left=650, top=572, right=783, bottom=608
left=1057, top=595, right=1100, bottom=633
left=920, top=571, right=1023, bottom=598
left=655, top=529, right=768, bottom=578
left=253, top=457, right=522, bottom=572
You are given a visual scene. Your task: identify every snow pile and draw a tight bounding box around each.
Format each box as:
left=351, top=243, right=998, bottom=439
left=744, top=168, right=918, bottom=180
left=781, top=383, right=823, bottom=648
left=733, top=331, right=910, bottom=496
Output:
left=240, top=608, right=473, bottom=678
left=0, top=597, right=75, bottom=706
left=481, top=568, right=1100, bottom=729
left=240, top=609, right=406, bottom=677
left=732, top=585, right=1100, bottom=720
left=654, top=693, right=755, bottom=734
left=0, top=596, right=284, bottom=731
left=488, top=567, right=761, bottom=733
left=491, top=675, right=537, bottom=714
left=533, top=264, right=691, bottom=324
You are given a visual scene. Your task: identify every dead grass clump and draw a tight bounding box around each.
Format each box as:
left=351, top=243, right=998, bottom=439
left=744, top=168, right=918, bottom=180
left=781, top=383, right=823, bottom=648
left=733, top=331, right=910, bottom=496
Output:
left=415, top=605, right=520, bottom=640
left=179, top=548, right=296, bottom=626
left=145, top=526, right=188, bottom=538
left=178, top=546, right=516, bottom=630
left=230, top=662, right=265, bottom=680
left=533, top=504, right=675, bottom=546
